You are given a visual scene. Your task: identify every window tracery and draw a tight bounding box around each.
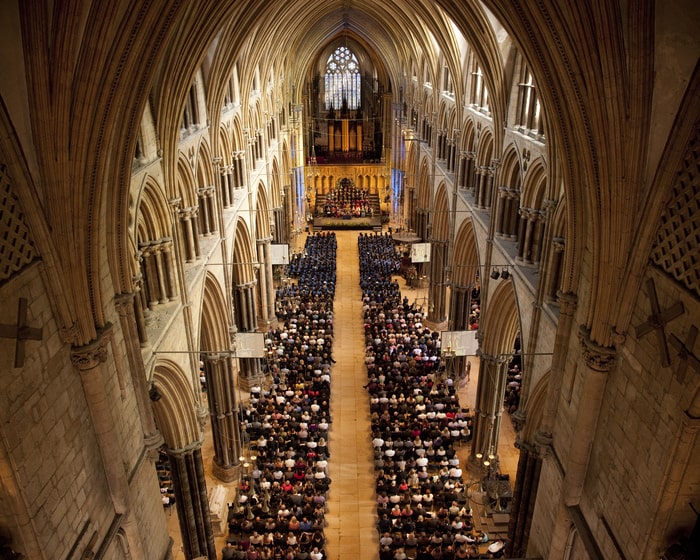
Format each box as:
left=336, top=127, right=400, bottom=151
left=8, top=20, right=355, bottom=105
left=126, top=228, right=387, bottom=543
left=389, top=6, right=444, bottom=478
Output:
left=324, top=46, right=361, bottom=110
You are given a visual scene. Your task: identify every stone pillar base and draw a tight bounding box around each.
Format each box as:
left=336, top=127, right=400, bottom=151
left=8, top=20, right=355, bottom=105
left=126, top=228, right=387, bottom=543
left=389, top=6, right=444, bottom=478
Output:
left=239, top=374, right=266, bottom=393
left=211, top=460, right=240, bottom=483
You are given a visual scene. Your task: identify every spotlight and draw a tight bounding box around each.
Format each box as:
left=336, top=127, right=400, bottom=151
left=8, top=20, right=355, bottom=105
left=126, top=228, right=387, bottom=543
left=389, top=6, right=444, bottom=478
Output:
left=490, top=269, right=500, bottom=280
left=149, top=386, right=161, bottom=402
left=500, top=269, right=510, bottom=280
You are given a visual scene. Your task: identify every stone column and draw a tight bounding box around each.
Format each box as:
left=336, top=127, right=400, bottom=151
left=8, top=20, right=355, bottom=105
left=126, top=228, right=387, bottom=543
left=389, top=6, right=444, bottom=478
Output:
left=506, top=293, right=578, bottom=557
left=197, top=186, right=216, bottom=237
left=152, top=243, right=170, bottom=304
left=71, top=326, right=147, bottom=559
left=457, top=152, right=468, bottom=188
left=450, top=285, right=469, bottom=331
left=464, top=152, right=476, bottom=192
left=549, top=326, right=616, bottom=558
left=495, top=187, right=508, bottom=235
left=237, top=151, right=246, bottom=188
left=428, top=240, right=447, bottom=324
left=482, top=166, right=495, bottom=208
left=273, top=206, right=286, bottom=244
left=506, top=191, right=520, bottom=238
left=161, top=238, right=179, bottom=301
left=238, top=357, right=264, bottom=392
left=471, top=353, right=508, bottom=462
left=140, top=245, right=160, bottom=309
left=262, top=237, right=276, bottom=323
left=545, top=238, right=566, bottom=302
left=203, top=354, right=241, bottom=482
left=166, top=444, right=217, bottom=560
left=257, top=129, right=265, bottom=160
left=131, top=274, right=149, bottom=346
left=506, top=442, right=543, bottom=557
left=226, top=165, right=235, bottom=199
left=475, top=167, right=489, bottom=208
left=516, top=208, right=529, bottom=261
left=219, top=166, right=231, bottom=208
left=531, top=211, right=546, bottom=265
left=234, top=282, right=258, bottom=333
left=256, top=242, right=269, bottom=326
left=178, top=207, right=199, bottom=263
left=114, top=293, right=163, bottom=453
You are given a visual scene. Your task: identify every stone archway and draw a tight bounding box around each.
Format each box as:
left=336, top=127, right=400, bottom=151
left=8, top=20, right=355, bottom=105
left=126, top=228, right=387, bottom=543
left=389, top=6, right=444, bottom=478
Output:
left=151, top=360, right=216, bottom=560
left=200, top=272, right=243, bottom=482
left=471, top=280, right=521, bottom=464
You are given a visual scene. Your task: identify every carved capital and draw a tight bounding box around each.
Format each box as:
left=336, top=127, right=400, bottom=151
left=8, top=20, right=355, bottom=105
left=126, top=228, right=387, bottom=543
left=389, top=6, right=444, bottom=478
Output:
left=552, top=237, right=565, bottom=252
left=114, top=292, right=136, bottom=317
left=556, top=291, right=577, bottom=316
left=533, top=429, right=553, bottom=457
left=578, top=325, right=617, bottom=372
left=71, top=324, right=113, bottom=370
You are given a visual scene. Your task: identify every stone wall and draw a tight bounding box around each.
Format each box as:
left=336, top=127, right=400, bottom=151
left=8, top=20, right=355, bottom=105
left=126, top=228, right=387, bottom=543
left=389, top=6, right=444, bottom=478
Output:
left=0, top=263, right=171, bottom=558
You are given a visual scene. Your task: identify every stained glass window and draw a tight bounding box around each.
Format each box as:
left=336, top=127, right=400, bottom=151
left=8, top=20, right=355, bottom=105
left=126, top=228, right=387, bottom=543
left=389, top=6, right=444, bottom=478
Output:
left=324, top=46, right=361, bottom=110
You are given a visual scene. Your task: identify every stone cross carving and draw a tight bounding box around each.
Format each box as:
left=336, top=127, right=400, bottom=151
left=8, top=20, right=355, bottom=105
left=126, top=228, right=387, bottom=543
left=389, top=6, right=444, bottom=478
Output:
left=634, top=278, right=684, bottom=367
left=669, top=326, right=699, bottom=383
left=0, top=297, right=43, bottom=367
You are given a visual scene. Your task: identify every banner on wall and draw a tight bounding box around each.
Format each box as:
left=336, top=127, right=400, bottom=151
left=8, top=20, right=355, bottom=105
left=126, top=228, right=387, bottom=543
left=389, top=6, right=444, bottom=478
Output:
left=440, top=330, right=478, bottom=356
left=270, top=244, right=290, bottom=265
left=411, top=242, right=431, bottom=263
left=233, top=332, right=266, bottom=358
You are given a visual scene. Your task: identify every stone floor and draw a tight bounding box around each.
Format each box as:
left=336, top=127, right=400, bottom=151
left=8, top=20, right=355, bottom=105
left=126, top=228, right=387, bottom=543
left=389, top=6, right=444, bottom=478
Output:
left=166, top=228, right=520, bottom=560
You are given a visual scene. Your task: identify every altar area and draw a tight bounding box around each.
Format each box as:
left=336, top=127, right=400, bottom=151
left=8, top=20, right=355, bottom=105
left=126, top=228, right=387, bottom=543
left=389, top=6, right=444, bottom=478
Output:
left=311, top=176, right=385, bottom=230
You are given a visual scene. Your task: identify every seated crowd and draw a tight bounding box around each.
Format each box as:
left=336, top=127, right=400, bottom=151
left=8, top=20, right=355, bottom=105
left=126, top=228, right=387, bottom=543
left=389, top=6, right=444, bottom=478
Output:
left=156, top=450, right=177, bottom=508
left=357, top=233, right=504, bottom=560
left=226, top=233, right=337, bottom=560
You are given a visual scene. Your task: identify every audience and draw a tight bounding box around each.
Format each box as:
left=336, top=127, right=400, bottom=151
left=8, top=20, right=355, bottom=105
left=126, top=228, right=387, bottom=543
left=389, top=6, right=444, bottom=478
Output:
left=227, top=233, right=337, bottom=560
left=221, top=230, right=506, bottom=559
left=358, top=232, right=502, bottom=559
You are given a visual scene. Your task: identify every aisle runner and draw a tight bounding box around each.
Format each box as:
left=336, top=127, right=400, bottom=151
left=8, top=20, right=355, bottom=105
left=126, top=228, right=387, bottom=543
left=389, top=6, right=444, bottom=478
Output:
left=357, top=233, right=484, bottom=560
left=230, top=232, right=337, bottom=560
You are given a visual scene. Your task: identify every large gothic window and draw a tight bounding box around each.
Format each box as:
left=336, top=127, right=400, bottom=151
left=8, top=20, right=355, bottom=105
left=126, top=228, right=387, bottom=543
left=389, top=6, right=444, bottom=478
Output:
left=324, top=46, right=361, bottom=110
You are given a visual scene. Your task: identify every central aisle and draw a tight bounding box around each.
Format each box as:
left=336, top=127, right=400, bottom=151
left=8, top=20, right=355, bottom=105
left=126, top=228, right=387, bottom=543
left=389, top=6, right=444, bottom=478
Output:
left=324, top=231, right=379, bottom=560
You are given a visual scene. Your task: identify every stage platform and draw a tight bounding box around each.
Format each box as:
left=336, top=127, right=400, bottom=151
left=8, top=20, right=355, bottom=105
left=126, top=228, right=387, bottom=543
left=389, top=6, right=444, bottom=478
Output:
left=312, top=215, right=383, bottom=231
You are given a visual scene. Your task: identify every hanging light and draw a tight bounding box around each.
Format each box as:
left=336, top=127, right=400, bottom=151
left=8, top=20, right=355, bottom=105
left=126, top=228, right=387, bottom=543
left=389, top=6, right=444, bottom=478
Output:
left=490, top=269, right=500, bottom=280
left=500, top=268, right=510, bottom=280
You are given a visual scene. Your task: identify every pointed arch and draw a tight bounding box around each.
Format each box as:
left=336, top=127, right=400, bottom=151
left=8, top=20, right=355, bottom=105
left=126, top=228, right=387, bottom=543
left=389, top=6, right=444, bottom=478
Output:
left=481, top=280, right=521, bottom=357
left=255, top=182, right=272, bottom=239
left=151, top=360, right=200, bottom=451
left=522, top=158, right=547, bottom=209
left=433, top=183, right=450, bottom=241
left=176, top=152, right=198, bottom=208
left=232, top=219, right=256, bottom=284
left=200, top=272, right=231, bottom=352
left=452, top=219, right=480, bottom=286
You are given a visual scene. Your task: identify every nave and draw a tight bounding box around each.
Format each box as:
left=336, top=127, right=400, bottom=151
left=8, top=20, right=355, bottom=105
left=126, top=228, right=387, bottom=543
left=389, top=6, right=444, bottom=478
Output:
left=166, top=230, right=519, bottom=560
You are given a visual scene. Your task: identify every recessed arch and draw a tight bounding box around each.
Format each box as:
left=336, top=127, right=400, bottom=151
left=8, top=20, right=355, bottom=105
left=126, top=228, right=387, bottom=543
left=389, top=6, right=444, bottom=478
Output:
left=481, top=279, right=521, bottom=358
left=151, top=359, right=201, bottom=451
